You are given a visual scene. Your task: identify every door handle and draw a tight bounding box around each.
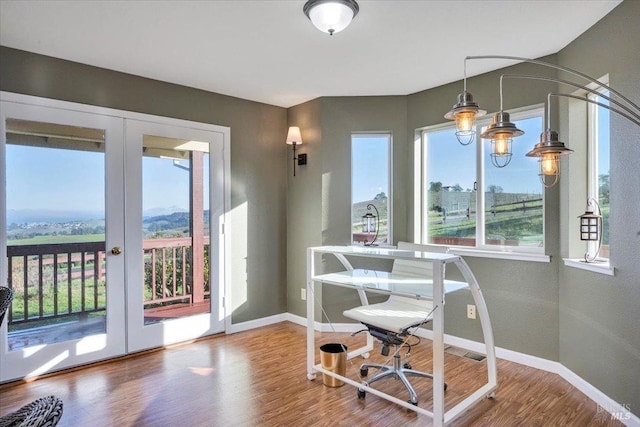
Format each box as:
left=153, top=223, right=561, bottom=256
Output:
left=111, top=247, right=122, bottom=255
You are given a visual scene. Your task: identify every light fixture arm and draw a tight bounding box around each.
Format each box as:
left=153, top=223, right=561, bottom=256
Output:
left=546, top=92, right=640, bottom=128
left=464, top=55, right=640, bottom=115
left=501, top=74, right=640, bottom=125
left=499, top=74, right=504, bottom=111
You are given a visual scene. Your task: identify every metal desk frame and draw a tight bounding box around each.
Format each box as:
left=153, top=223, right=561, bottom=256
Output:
left=306, top=246, right=497, bottom=426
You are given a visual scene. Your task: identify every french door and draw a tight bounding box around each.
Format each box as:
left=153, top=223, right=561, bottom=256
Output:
left=0, top=99, right=126, bottom=381
left=1, top=94, right=228, bottom=381
left=124, top=119, right=226, bottom=352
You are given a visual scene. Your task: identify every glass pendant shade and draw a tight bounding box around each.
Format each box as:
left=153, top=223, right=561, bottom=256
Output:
left=303, top=0, right=359, bottom=35
left=526, top=129, right=573, bottom=187
left=445, top=91, right=486, bottom=145
left=481, top=111, right=523, bottom=168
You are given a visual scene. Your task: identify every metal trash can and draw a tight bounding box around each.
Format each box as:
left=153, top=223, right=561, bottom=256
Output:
left=320, top=343, right=348, bottom=387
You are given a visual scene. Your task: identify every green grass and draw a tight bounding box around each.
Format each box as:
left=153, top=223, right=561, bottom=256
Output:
left=9, top=233, right=105, bottom=245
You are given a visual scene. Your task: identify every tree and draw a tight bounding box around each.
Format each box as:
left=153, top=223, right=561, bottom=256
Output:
left=487, top=184, right=503, bottom=193
left=452, top=184, right=463, bottom=192
left=374, top=191, right=387, bottom=201
left=429, top=181, right=443, bottom=192
left=599, top=174, right=610, bottom=204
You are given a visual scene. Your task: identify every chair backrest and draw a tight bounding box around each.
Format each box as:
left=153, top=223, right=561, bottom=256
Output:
left=0, top=286, right=13, bottom=327
left=388, top=242, right=438, bottom=306
left=392, top=241, right=434, bottom=278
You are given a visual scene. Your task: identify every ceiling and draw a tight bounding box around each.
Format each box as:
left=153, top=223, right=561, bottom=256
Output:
left=0, top=0, right=621, bottom=108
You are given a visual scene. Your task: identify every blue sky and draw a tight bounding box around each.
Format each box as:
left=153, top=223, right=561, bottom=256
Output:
left=6, top=146, right=209, bottom=216
left=427, top=116, right=545, bottom=194
left=352, top=135, right=390, bottom=203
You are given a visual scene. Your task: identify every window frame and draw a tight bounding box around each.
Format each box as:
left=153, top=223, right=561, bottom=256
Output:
left=417, top=105, right=550, bottom=262
left=350, top=132, right=393, bottom=246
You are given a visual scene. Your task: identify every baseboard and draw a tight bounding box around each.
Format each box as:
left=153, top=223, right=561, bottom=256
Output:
left=225, top=312, right=290, bottom=334
left=281, top=313, right=639, bottom=426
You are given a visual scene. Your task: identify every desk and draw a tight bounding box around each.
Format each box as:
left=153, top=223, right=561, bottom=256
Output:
left=306, top=246, right=497, bottom=426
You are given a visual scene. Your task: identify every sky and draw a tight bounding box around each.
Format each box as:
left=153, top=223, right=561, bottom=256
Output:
left=351, top=134, right=390, bottom=203
left=427, top=116, right=545, bottom=195
left=6, top=145, right=209, bottom=218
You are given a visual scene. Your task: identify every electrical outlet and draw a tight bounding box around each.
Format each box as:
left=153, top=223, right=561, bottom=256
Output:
left=301, top=288, right=307, bottom=300
left=467, top=304, right=476, bottom=319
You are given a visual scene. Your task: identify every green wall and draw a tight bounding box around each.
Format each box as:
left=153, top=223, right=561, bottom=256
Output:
left=0, top=46, right=289, bottom=324
left=286, top=1, right=639, bottom=415
left=557, top=0, right=640, bottom=414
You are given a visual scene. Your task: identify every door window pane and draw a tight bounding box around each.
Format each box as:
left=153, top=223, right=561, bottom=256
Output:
left=142, top=135, right=210, bottom=325
left=5, top=119, right=106, bottom=350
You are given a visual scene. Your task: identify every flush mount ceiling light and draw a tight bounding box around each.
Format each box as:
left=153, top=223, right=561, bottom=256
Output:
left=303, top=0, right=359, bottom=35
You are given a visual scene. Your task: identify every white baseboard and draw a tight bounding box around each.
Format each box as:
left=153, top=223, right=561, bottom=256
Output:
left=225, top=312, right=290, bottom=334
left=276, top=314, right=639, bottom=426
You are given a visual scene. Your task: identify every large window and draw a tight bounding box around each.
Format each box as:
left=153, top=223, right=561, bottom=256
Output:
left=420, top=107, right=544, bottom=253
left=351, top=133, right=392, bottom=245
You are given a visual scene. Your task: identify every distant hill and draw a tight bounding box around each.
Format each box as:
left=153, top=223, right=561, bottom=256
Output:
left=7, top=209, right=104, bottom=224
left=143, top=210, right=210, bottom=232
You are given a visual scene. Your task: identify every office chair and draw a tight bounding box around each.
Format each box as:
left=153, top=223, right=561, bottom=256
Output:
left=0, top=395, right=64, bottom=427
left=343, top=242, right=446, bottom=405
left=0, top=286, right=12, bottom=327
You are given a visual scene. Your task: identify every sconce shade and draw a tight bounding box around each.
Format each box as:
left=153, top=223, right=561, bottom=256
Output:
left=526, top=129, right=573, bottom=187
left=303, top=0, right=359, bottom=35
left=444, top=91, right=487, bottom=145
left=286, top=126, right=303, bottom=145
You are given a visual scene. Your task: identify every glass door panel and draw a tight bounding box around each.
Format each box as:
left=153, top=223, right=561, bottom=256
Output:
left=1, top=101, right=125, bottom=381
left=125, top=120, right=224, bottom=353
left=142, top=135, right=211, bottom=325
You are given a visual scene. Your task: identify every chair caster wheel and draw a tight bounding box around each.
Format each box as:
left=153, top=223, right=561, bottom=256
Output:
left=444, top=382, right=448, bottom=391
left=357, top=388, right=366, bottom=399
left=402, top=362, right=412, bottom=369
left=408, top=400, right=418, bottom=406
left=360, top=367, right=369, bottom=377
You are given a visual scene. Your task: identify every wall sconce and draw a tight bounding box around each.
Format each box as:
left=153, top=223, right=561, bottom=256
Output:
left=286, top=126, right=307, bottom=177
left=361, top=203, right=379, bottom=246
left=579, top=198, right=603, bottom=263
left=446, top=55, right=640, bottom=187
left=303, top=0, right=359, bottom=36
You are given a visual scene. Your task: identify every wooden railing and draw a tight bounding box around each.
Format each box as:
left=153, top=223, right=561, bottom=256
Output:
left=6, top=238, right=209, bottom=326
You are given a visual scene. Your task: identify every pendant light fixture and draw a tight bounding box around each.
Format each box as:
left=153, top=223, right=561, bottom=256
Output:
left=303, top=0, right=359, bottom=35
left=481, top=111, right=523, bottom=168
left=526, top=129, right=573, bottom=188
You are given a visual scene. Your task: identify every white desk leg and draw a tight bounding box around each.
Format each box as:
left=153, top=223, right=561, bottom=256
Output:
left=432, top=261, right=445, bottom=427
left=306, top=248, right=316, bottom=380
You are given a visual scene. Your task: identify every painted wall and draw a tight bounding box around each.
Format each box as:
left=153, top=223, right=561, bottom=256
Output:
left=286, top=96, right=407, bottom=321
left=0, top=46, right=289, bottom=324
left=557, top=0, right=640, bottom=414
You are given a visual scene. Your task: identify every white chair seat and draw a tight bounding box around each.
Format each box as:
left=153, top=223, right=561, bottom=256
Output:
left=343, top=297, right=433, bottom=334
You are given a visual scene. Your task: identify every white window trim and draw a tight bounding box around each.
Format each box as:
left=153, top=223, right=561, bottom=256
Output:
left=417, top=105, right=548, bottom=262
left=564, top=76, right=614, bottom=275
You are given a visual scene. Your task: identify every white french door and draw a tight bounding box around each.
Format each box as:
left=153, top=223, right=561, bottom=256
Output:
left=0, top=99, right=126, bottom=381
left=1, top=93, right=229, bottom=381
left=124, top=119, right=226, bottom=352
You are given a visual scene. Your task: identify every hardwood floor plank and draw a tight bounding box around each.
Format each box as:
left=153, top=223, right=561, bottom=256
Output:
left=0, top=322, right=624, bottom=426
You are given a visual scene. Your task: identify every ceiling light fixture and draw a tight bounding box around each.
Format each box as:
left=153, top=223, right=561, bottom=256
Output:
left=447, top=55, right=640, bottom=187
left=303, top=0, right=359, bottom=36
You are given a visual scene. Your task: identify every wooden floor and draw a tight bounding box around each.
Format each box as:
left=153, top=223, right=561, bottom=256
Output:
left=0, top=322, right=623, bottom=426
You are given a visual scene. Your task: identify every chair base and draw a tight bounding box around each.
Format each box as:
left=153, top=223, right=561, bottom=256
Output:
left=358, top=344, right=439, bottom=405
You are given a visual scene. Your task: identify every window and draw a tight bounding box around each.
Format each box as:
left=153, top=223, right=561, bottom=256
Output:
left=420, top=107, right=545, bottom=254
left=588, top=90, right=610, bottom=260
left=351, top=133, right=392, bottom=245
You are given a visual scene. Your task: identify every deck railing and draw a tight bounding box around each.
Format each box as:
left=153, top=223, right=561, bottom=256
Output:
left=6, top=238, right=209, bottom=326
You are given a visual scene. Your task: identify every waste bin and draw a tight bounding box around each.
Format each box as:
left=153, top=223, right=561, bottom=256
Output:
left=320, top=343, right=348, bottom=387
